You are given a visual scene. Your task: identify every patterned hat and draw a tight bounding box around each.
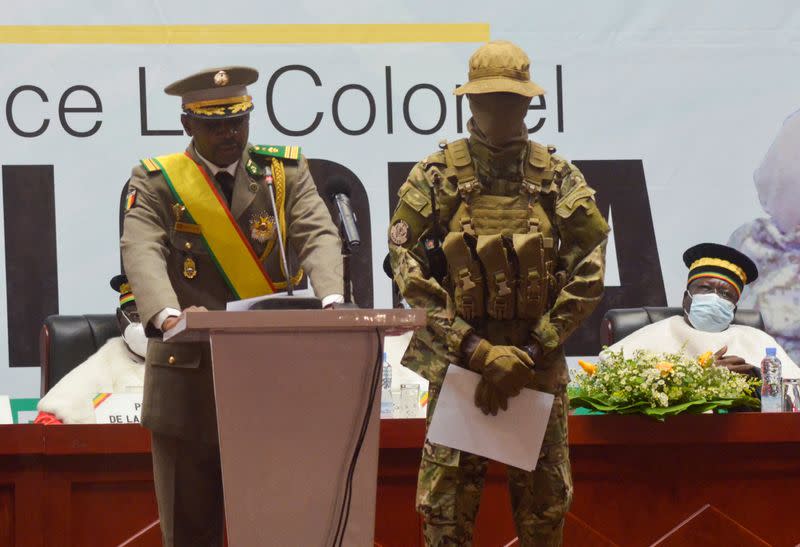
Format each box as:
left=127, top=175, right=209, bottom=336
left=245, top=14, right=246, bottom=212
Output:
left=165, top=66, right=258, bottom=119
left=110, top=274, right=135, bottom=308
left=683, top=243, right=759, bottom=296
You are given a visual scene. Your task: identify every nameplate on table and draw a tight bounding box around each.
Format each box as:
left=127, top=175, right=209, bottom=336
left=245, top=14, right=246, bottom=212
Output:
left=93, top=393, right=143, bottom=424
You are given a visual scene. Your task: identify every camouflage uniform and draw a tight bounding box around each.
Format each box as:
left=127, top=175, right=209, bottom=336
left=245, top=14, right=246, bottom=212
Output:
left=388, top=41, right=608, bottom=547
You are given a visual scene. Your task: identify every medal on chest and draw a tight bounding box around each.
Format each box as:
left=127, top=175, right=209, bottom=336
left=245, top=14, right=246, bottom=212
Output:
left=250, top=212, right=276, bottom=244
left=183, top=256, right=197, bottom=279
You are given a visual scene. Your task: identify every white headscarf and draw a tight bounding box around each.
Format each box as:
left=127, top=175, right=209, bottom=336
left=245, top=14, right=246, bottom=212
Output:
left=754, top=109, right=800, bottom=235
left=727, top=110, right=800, bottom=363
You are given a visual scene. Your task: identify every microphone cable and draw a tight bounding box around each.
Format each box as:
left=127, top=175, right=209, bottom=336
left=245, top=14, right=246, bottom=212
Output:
left=332, top=329, right=383, bottom=547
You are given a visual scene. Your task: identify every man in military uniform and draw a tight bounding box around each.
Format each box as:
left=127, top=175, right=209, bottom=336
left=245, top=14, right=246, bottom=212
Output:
left=121, top=66, right=343, bottom=546
left=388, top=41, right=609, bottom=546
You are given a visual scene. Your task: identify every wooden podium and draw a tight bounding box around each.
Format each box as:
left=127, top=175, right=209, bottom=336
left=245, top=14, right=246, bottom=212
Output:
left=165, top=309, right=425, bottom=547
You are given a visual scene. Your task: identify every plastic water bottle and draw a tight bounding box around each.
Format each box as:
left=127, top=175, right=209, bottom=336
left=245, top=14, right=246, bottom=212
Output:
left=761, top=347, right=783, bottom=413
left=381, top=352, right=393, bottom=418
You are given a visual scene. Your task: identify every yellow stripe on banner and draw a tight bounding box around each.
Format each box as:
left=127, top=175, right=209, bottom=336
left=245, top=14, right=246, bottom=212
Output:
left=0, top=24, right=490, bottom=44
left=156, top=153, right=275, bottom=299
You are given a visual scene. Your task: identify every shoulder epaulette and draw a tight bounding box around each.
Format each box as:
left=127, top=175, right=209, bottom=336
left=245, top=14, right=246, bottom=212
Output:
left=139, top=158, right=162, bottom=174
left=250, top=144, right=301, bottom=161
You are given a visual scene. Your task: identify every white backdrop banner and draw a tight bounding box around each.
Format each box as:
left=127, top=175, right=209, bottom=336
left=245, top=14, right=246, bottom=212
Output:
left=2, top=1, right=800, bottom=396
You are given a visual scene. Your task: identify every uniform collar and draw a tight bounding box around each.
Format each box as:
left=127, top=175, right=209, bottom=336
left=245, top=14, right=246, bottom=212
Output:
left=193, top=145, right=239, bottom=177
left=187, top=143, right=256, bottom=219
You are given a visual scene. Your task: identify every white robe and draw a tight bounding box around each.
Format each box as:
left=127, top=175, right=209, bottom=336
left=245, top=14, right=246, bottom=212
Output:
left=37, top=337, right=145, bottom=424
left=604, top=316, right=800, bottom=379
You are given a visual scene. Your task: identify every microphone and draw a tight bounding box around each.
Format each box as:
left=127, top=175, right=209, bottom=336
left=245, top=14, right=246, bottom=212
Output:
left=325, top=176, right=361, bottom=305
left=327, top=177, right=360, bottom=249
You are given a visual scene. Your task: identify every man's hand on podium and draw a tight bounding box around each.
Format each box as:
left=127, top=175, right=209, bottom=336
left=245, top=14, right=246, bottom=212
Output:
left=162, top=305, right=208, bottom=332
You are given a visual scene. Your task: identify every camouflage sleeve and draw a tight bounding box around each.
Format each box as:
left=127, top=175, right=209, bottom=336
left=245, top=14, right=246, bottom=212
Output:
left=532, top=161, right=609, bottom=352
left=388, top=161, right=474, bottom=359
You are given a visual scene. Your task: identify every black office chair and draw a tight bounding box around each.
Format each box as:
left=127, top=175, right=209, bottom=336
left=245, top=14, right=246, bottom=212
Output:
left=39, top=314, right=118, bottom=396
left=600, top=307, right=765, bottom=347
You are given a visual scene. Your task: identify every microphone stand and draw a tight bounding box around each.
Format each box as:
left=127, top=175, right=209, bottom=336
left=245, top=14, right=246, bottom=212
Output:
left=247, top=166, right=321, bottom=310
left=341, top=235, right=352, bottom=304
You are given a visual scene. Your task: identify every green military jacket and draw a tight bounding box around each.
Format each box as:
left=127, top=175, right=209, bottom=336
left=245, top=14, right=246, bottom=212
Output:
left=121, top=142, right=342, bottom=441
left=389, top=138, right=609, bottom=393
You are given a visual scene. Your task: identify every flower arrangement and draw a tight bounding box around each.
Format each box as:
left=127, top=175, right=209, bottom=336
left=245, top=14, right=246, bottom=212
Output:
left=569, top=348, right=760, bottom=419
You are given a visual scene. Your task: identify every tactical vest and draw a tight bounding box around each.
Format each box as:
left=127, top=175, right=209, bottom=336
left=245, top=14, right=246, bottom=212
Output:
left=439, top=139, right=561, bottom=322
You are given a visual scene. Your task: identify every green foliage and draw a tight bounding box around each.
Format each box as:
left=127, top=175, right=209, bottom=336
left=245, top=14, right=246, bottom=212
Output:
left=570, top=348, right=760, bottom=420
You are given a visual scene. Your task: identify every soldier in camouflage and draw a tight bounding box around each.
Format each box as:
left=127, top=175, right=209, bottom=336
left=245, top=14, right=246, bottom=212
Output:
left=388, top=41, right=609, bottom=546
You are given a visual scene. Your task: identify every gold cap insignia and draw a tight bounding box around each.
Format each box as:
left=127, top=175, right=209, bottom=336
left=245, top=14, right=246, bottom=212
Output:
left=214, top=70, right=230, bottom=87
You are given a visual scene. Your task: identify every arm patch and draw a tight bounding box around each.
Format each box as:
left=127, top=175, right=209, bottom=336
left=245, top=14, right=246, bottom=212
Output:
left=125, top=188, right=137, bottom=212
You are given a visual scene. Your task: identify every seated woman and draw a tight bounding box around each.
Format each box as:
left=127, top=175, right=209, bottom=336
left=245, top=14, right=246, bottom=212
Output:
left=34, top=275, right=147, bottom=424
left=605, top=243, right=800, bottom=379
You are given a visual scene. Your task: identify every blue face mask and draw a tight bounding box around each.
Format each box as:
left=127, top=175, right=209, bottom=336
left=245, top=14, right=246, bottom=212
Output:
left=686, top=292, right=736, bottom=332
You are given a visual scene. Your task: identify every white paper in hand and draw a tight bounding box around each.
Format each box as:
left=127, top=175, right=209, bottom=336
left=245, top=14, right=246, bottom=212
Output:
left=426, top=365, right=554, bottom=472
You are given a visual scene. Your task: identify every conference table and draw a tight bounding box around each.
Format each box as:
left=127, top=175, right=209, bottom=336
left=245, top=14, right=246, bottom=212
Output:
left=1, top=413, right=799, bottom=546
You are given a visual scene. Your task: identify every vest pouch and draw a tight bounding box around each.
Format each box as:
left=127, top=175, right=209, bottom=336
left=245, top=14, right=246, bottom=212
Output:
left=476, top=234, right=515, bottom=320
left=441, top=232, right=485, bottom=320
left=512, top=232, right=548, bottom=319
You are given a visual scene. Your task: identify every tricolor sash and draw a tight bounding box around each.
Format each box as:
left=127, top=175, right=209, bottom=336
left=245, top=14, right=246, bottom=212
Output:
left=153, top=152, right=276, bottom=299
